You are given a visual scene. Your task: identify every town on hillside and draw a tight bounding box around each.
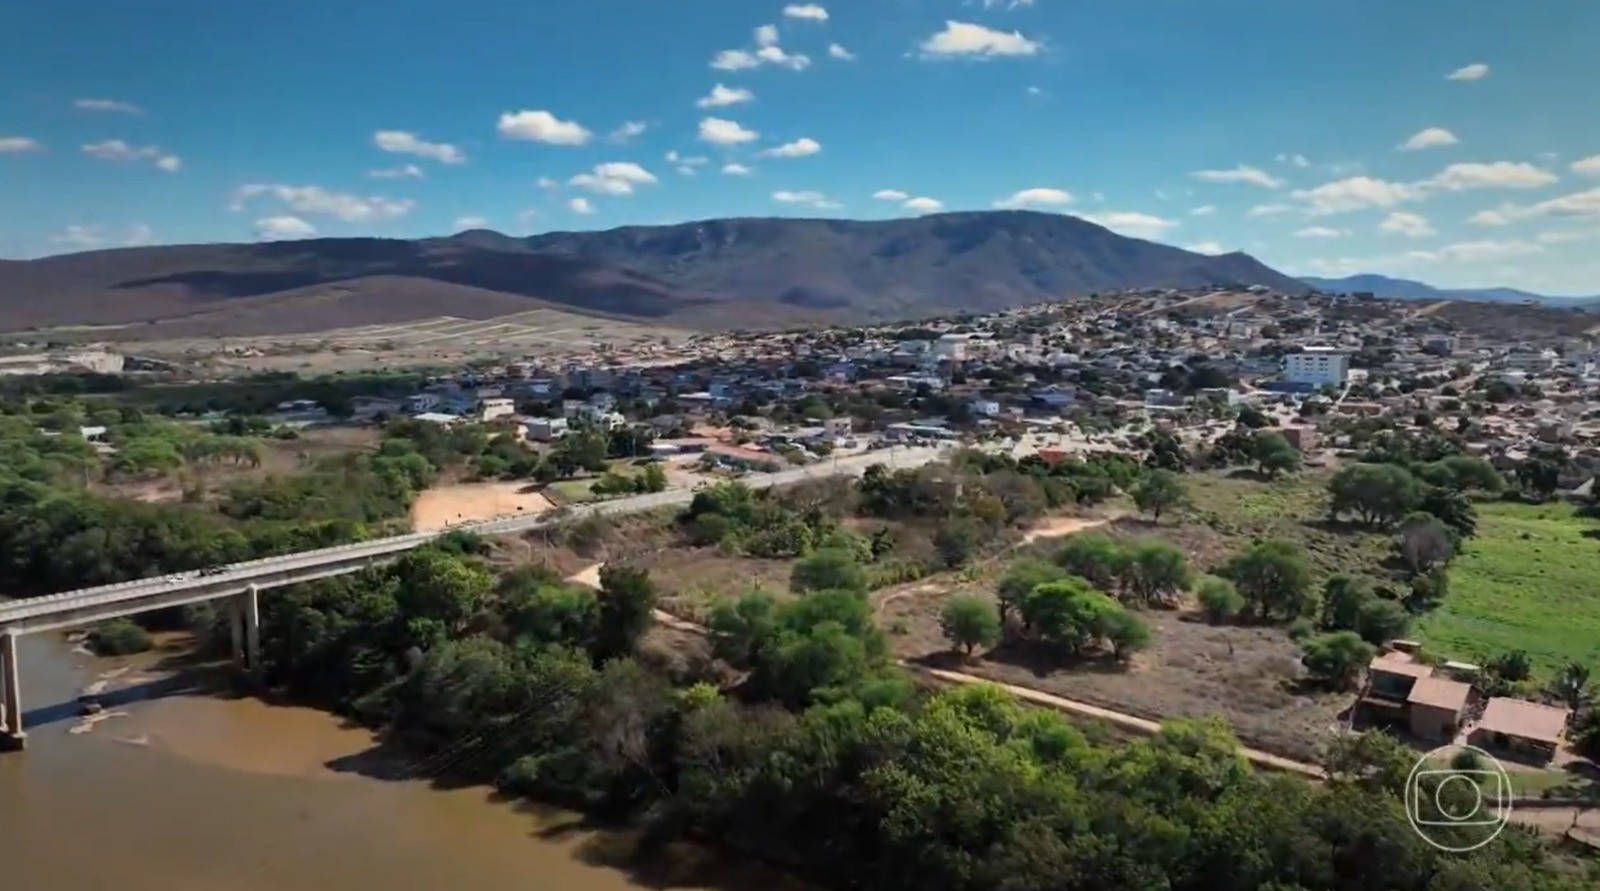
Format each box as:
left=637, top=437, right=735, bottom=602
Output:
left=6, top=284, right=1600, bottom=867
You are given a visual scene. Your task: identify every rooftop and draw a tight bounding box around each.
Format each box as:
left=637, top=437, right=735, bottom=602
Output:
left=1406, top=676, right=1473, bottom=713
left=1370, top=651, right=1435, bottom=680
left=1477, top=698, right=1570, bottom=745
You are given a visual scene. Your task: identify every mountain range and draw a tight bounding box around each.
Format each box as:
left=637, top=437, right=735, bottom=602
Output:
left=1300, top=273, right=1599, bottom=307
left=0, top=211, right=1307, bottom=338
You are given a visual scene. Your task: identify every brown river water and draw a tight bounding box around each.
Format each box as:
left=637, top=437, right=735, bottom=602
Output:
left=0, top=633, right=797, bottom=891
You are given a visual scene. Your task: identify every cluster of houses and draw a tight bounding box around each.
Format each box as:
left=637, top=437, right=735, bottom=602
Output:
left=1361, top=642, right=1573, bottom=765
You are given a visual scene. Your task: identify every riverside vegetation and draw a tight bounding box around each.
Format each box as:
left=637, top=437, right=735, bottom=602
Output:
left=7, top=383, right=1600, bottom=887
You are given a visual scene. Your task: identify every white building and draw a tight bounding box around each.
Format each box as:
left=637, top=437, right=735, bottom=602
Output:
left=1283, top=347, right=1350, bottom=388
left=479, top=398, right=516, bottom=422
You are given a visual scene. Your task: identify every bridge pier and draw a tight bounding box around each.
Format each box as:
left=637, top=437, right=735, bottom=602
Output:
left=1, top=631, right=24, bottom=751
left=228, top=585, right=261, bottom=679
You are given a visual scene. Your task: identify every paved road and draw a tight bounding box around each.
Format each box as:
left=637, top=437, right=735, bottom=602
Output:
left=0, top=443, right=953, bottom=629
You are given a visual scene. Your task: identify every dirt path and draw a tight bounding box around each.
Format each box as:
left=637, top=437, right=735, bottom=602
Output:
left=410, top=481, right=554, bottom=532
left=566, top=562, right=704, bottom=634
left=1018, top=515, right=1116, bottom=547
left=918, top=666, right=1325, bottom=778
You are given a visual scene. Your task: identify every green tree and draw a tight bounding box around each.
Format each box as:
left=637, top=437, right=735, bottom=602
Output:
left=1253, top=432, right=1302, bottom=479
left=1301, top=631, right=1375, bottom=690
left=1119, top=538, right=1193, bottom=607
left=1354, top=597, right=1410, bottom=646
left=1328, top=463, right=1423, bottom=527
left=940, top=595, right=1000, bottom=656
left=1550, top=661, right=1593, bottom=712
left=1318, top=575, right=1371, bottom=631
left=1132, top=469, right=1189, bottom=522
left=790, top=547, right=868, bottom=595
left=1055, top=532, right=1127, bottom=590
left=1021, top=578, right=1129, bottom=658
left=1195, top=576, right=1244, bottom=624
left=1516, top=458, right=1561, bottom=501
left=995, top=557, right=1067, bottom=626
left=1221, top=538, right=1314, bottom=622
left=593, top=564, right=656, bottom=661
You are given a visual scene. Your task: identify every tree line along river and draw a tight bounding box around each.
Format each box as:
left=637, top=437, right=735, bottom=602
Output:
left=0, top=632, right=796, bottom=891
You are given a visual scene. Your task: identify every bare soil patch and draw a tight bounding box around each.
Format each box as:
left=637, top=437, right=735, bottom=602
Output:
left=880, top=582, right=1346, bottom=762
left=411, top=481, right=554, bottom=532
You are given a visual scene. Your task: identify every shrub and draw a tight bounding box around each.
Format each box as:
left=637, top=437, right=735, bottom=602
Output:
left=1196, top=577, right=1244, bottom=624
left=88, top=619, right=154, bottom=656
left=940, top=595, right=1000, bottom=656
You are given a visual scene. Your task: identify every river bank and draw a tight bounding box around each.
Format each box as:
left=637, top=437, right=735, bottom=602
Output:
left=0, top=631, right=802, bottom=891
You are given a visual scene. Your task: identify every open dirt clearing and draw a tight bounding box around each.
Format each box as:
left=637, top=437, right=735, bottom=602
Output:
left=410, top=481, right=554, bottom=531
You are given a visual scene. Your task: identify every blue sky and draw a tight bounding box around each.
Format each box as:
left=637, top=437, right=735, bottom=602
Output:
left=4, top=0, right=1600, bottom=294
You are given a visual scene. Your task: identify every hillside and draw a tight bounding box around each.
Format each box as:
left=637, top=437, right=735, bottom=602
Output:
left=1302, top=273, right=1598, bottom=307
left=0, top=212, right=1309, bottom=336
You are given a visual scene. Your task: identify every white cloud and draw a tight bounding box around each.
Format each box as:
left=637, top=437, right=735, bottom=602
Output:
left=516, top=208, right=540, bottom=226
left=1026, top=85, right=1044, bottom=96
left=1469, top=187, right=1600, bottom=226
left=232, top=184, right=414, bottom=222
left=1190, top=165, right=1283, bottom=189
left=782, top=4, right=829, bottom=22
left=773, top=190, right=842, bottom=209
left=1246, top=203, right=1292, bottom=217
left=1190, top=205, right=1217, bottom=216
left=1406, top=240, right=1542, bottom=264
left=902, top=197, right=944, bottom=214
left=124, top=223, right=154, bottom=246
left=759, top=137, right=821, bottom=158
left=50, top=226, right=107, bottom=248
left=1276, top=153, right=1310, bottom=168
left=920, top=21, right=1041, bottom=58
left=1399, top=127, right=1459, bottom=151
left=82, top=139, right=181, bottom=172
left=607, top=121, right=648, bottom=144
left=697, top=84, right=754, bottom=108
left=722, top=163, right=752, bottom=176
left=714, top=29, right=811, bottom=71
left=254, top=216, right=317, bottom=241
left=828, top=44, right=856, bottom=61
left=1292, top=176, right=1422, bottom=214
left=74, top=98, right=142, bottom=115
left=666, top=150, right=708, bottom=166
left=756, top=45, right=811, bottom=70
left=568, top=162, right=658, bottom=195
left=677, top=166, right=697, bottom=177
left=1187, top=241, right=1225, bottom=255
left=496, top=110, right=592, bottom=146
left=1571, top=156, right=1600, bottom=177
left=373, top=130, right=465, bottom=164
left=874, top=189, right=910, bottom=201
left=369, top=163, right=424, bottom=180
left=1424, top=161, right=1556, bottom=191
left=1447, top=63, right=1490, bottom=81
left=1294, top=226, right=1346, bottom=239
left=536, top=176, right=560, bottom=190
left=1083, top=211, right=1179, bottom=240
left=994, top=187, right=1073, bottom=209
left=1536, top=227, right=1600, bottom=244
left=711, top=50, right=760, bottom=71
left=1379, top=211, right=1436, bottom=237
left=699, top=117, right=759, bottom=146
left=983, top=0, right=1037, bottom=7
left=453, top=216, right=489, bottom=231
left=567, top=197, right=595, bottom=215
left=0, top=136, right=41, bottom=153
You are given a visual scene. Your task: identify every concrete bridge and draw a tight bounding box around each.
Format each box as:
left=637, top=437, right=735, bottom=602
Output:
left=0, top=444, right=950, bottom=749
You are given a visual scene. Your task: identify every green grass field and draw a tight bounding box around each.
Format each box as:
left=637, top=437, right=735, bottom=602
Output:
left=1413, top=501, right=1600, bottom=677
left=546, top=478, right=599, bottom=504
